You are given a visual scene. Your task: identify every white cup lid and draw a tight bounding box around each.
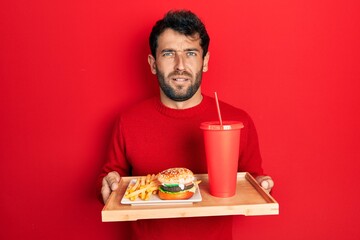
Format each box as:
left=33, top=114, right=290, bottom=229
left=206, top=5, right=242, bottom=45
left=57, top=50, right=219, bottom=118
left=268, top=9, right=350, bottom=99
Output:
left=200, top=121, right=244, bottom=130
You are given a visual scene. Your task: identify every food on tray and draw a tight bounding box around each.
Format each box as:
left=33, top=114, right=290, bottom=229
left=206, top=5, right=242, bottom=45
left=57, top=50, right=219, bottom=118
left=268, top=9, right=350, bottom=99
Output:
left=124, top=174, right=159, bottom=201
left=157, top=167, right=201, bottom=200
left=123, top=168, right=201, bottom=201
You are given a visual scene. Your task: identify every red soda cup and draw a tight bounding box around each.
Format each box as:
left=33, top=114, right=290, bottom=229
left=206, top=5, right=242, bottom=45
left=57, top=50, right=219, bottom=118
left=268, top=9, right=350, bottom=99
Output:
left=200, top=121, right=244, bottom=197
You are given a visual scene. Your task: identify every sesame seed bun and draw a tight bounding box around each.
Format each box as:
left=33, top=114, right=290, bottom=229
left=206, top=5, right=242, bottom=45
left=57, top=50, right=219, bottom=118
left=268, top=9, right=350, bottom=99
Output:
left=157, top=168, right=195, bottom=185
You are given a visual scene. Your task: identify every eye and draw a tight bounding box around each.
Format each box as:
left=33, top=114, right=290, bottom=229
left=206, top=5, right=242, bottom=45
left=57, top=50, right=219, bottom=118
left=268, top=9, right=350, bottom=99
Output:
left=187, top=51, right=197, bottom=57
left=162, top=51, right=174, bottom=57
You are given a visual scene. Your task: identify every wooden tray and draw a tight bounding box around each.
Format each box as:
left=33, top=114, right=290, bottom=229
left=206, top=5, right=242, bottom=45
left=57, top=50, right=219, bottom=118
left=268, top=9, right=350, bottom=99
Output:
left=102, top=172, right=279, bottom=222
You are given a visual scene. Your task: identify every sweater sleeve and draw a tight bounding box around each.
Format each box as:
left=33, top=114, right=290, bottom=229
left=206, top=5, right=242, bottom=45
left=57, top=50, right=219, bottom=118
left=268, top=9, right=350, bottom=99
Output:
left=238, top=114, right=264, bottom=177
left=96, top=116, right=131, bottom=202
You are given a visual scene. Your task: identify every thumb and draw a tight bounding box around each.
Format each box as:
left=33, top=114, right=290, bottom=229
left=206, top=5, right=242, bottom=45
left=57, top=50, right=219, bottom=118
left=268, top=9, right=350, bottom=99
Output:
left=256, top=175, right=274, bottom=192
left=107, top=171, right=121, bottom=190
left=261, top=179, right=274, bottom=192
left=111, top=181, right=119, bottom=191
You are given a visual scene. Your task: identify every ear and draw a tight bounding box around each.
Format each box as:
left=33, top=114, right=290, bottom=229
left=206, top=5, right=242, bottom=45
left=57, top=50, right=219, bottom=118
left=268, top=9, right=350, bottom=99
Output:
left=202, top=52, right=210, bottom=72
left=148, top=54, right=157, bottom=75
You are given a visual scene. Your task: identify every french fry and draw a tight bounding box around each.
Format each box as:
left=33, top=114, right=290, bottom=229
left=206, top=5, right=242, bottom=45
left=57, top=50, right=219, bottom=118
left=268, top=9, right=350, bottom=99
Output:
left=129, top=178, right=140, bottom=193
left=151, top=174, right=157, bottom=181
left=145, top=174, right=151, bottom=184
left=125, top=181, right=134, bottom=195
left=125, top=183, right=156, bottom=198
left=126, top=188, right=148, bottom=199
left=139, top=176, right=146, bottom=199
left=124, top=175, right=160, bottom=201
left=140, top=176, right=146, bottom=186
left=144, top=191, right=152, bottom=201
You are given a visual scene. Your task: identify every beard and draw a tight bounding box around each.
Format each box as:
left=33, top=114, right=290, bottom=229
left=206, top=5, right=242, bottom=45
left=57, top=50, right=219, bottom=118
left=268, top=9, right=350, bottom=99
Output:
left=156, top=68, right=203, bottom=102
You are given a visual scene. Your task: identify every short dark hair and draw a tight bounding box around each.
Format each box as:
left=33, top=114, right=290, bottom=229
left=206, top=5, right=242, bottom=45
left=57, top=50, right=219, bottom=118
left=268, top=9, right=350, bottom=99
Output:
left=149, top=10, right=210, bottom=59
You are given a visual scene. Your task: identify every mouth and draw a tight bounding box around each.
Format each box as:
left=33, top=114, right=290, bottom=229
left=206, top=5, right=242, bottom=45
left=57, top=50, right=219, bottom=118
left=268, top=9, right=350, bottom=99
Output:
left=172, top=77, right=189, bottom=82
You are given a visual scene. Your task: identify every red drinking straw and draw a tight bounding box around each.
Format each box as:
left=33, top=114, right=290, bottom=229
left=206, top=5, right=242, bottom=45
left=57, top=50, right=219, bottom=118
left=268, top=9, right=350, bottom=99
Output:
left=214, top=92, right=223, bottom=126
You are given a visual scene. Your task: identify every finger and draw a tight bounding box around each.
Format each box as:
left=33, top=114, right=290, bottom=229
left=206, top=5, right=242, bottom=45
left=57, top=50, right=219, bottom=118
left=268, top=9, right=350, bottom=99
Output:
left=101, top=171, right=121, bottom=203
left=106, top=171, right=120, bottom=191
left=261, top=178, right=274, bottom=191
left=107, top=171, right=120, bottom=182
left=101, top=181, right=111, bottom=203
left=256, top=175, right=274, bottom=190
left=261, top=180, right=270, bottom=189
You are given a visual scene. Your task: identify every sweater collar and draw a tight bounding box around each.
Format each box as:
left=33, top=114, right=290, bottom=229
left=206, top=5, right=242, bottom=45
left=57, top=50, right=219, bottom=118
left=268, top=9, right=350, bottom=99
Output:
left=154, top=95, right=211, bottom=119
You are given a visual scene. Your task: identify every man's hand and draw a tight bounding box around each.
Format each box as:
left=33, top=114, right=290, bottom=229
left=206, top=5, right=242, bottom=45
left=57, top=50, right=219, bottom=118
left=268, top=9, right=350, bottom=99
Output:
left=255, top=175, right=274, bottom=193
left=101, top=171, right=121, bottom=204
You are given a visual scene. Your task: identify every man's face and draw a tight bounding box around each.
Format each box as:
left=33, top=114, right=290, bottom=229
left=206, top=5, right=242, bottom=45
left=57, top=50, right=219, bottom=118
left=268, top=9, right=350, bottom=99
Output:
left=148, top=29, right=209, bottom=102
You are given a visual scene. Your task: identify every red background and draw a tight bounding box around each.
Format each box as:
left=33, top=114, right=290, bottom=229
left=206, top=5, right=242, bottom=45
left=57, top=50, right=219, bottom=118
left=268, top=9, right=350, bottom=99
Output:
left=1, top=1, right=360, bottom=239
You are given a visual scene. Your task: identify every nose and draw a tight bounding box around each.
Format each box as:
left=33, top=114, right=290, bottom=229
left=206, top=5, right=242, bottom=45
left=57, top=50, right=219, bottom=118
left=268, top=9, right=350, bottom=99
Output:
left=174, top=53, right=185, bottom=72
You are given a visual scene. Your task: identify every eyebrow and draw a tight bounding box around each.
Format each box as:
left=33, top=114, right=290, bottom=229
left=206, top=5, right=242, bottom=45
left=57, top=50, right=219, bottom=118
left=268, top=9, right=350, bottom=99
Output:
left=161, top=49, right=175, bottom=54
left=160, top=48, right=200, bottom=53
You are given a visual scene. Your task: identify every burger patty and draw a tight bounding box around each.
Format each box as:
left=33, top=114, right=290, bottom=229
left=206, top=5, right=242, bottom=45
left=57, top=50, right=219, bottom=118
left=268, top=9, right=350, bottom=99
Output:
left=160, top=183, right=194, bottom=192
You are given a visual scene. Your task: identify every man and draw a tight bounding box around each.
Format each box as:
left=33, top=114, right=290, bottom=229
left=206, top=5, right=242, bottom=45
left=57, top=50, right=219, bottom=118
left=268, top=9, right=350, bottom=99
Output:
left=98, top=10, right=274, bottom=240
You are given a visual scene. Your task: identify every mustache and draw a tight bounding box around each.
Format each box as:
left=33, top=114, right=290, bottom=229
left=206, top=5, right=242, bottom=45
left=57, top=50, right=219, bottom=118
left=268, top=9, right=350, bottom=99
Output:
left=168, top=71, right=192, bottom=78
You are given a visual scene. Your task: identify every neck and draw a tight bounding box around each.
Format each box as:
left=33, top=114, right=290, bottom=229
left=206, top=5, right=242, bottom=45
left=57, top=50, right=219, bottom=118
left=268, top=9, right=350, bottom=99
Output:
left=160, top=89, right=203, bottom=109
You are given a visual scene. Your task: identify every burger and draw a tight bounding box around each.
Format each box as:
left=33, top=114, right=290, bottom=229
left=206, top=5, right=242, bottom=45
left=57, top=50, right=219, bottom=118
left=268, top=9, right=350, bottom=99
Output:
left=157, top=168, right=196, bottom=200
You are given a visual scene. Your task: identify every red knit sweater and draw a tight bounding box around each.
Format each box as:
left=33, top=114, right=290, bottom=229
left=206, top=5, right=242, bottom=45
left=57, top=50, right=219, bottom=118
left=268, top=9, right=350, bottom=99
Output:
left=98, top=95, right=264, bottom=240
